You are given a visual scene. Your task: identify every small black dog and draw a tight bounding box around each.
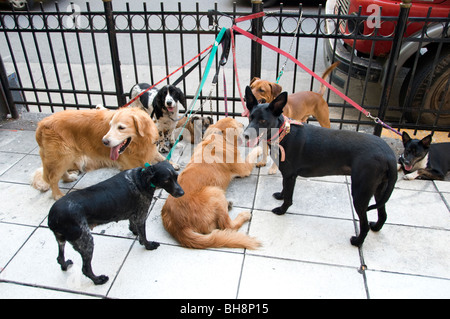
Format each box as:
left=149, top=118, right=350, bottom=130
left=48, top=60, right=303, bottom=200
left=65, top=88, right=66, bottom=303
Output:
left=48, top=161, right=184, bottom=285
left=399, top=132, right=450, bottom=180
left=243, top=86, right=397, bottom=247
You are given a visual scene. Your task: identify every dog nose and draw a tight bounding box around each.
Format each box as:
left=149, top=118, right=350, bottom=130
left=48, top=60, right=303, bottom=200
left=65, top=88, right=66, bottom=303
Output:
left=102, top=138, right=110, bottom=146
left=166, top=100, right=172, bottom=106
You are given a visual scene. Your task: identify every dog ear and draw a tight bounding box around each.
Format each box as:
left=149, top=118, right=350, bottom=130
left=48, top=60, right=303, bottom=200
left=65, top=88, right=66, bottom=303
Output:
left=206, top=116, right=213, bottom=125
left=250, top=77, right=260, bottom=86
left=141, top=164, right=156, bottom=187
left=270, top=82, right=283, bottom=100
left=245, top=86, right=258, bottom=112
left=177, top=89, right=187, bottom=108
left=420, top=134, right=432, bottom=148
left=152, top=92, right=164, bottom=119
left=132, top=114, right=148, bottom=137
left=269, top=92, right=288, bottom=116
left=402, top=131, right=411, bottom=146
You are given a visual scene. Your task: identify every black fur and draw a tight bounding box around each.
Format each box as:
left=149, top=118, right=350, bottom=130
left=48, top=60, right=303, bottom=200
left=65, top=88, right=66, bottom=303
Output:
left=152, top=85, right=186, bottom=120
left=48, top=161, right=184, bottom=285
left=243, top=86, right=397, bottom=247
left=129, top=83, right=156, bottom=112
left=400, top=132, right=450, bottom=180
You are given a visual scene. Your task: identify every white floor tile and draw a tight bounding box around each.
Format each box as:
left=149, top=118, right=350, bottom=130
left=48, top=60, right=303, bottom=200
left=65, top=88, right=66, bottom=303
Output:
left=0, top=227, right=134, bottom=296
left=248, top=210, right=361, bottom=267
left=366, top=270, right=450, bottom=299
left=362, top=224, right=450, bottom=279
left=238, top=255, right=366, bottom=299
left=108, top=244, right=244, bottom=299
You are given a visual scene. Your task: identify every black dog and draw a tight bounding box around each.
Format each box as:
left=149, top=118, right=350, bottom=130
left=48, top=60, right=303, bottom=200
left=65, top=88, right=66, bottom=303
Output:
left=243, top=87, right=397, bottom=247
left=399, top=132, right=450, bottom=180
left=48, top=161, right=184, bottom=285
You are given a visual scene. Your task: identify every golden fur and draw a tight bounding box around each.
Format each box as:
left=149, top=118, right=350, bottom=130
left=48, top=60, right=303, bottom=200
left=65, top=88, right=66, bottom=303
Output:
left=32, top=107, right=167, bottom=199
left=161, top=118, right=262, bottom=250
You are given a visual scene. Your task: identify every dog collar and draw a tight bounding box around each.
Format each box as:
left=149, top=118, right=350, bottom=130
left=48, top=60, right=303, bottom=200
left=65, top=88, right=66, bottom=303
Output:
left=142, top=163, right=156, bottom=188
left=266, top=115, right=302, bottom=162
left=267, top=115, right=302, bottom=144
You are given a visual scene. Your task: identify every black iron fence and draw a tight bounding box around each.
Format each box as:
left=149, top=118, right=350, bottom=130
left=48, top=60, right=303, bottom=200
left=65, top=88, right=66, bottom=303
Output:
left=0, top=0, right=449, bottom=135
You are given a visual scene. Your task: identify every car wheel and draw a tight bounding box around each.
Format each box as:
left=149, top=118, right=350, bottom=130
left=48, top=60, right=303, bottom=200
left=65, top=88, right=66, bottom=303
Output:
left=401, top=46, right=450, bottom=126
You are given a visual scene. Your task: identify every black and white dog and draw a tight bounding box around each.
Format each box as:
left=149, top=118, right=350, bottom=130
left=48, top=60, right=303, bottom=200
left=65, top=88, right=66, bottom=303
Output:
left=48, top=161, right=184, bottom=285
left=399, top=132, right=450, bottom=180
left=130, top=84, right=186, bottom=153
left=242, top=87, right=398, bottom=247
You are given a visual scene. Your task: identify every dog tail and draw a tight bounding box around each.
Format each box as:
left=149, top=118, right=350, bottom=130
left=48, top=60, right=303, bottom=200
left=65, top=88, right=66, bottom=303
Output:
left=31, top=167, right=50, bottom=192
left=318, top=62, right=340, bottom=96
left=177, top=228, right=261, bottom=250
left=367, top=160, right=398, bottom=211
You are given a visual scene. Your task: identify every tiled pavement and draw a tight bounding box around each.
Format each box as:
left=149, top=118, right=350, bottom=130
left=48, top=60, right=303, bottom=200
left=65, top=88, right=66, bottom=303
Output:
left=0, top=125, right=449, bottom=299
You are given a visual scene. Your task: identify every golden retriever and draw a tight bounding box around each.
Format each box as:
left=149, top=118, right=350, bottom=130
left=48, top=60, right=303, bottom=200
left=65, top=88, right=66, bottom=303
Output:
left=32, top=107, right=172, bottom=200
left=161, top=117, right=262, bottom=250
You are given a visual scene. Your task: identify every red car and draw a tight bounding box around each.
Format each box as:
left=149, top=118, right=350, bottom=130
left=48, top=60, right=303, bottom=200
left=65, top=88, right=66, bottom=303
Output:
left=325, top=0, right=450, bottom=125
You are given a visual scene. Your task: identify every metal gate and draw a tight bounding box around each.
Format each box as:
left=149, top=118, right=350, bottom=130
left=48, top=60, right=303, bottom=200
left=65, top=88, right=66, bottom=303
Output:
left=0, top=0, right=449, bottom=135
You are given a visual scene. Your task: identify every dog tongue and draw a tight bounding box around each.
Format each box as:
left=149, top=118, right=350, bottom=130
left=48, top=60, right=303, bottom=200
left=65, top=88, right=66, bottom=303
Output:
left=404, top=164, right=413, bottom=171
left=110, top=145, right=120, bottom=161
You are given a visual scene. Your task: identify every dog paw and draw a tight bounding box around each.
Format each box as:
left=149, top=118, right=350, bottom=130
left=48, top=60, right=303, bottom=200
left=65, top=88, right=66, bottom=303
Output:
left=272, top=192, right=283, bottom=200
left=144, top=241, right=160, bottom=250
left=93, top=275, right=109, bottom=285
left=256, top=161, right=267, bottom=168
left=272, top=207, right=286, bottom=215
left=369, top=221, right=383, bottom=232
left=350, top=236, right=364, bottom=247
left=239, top=211, right=252, bottom=222
left=403, top=172, right=418, bottom=180
left=59, top=259, right=73, bottom=271
left=268, top=163, right=278, bottom=175
left=62, top=171, right=79, bottom=183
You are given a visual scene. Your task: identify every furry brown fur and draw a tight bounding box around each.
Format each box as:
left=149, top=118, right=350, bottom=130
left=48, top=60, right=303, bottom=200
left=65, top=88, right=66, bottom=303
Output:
left=161, top=118, right=262, bottom=250
left=32, top=108, right=168, bottom=200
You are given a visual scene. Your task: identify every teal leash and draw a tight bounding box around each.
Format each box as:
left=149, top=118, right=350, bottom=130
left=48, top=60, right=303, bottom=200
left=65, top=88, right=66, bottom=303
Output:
left=166, top=27, right=227, bottom=161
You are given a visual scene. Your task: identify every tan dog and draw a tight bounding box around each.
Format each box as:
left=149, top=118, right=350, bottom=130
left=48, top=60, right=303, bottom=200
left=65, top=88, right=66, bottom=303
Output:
left=161, top=118, right=262, bottom=250
left=175, top=115, right=214, bottom=144
left=32, top=107, right=172, bottom=200
left=249, top=62, right=339, bottom=128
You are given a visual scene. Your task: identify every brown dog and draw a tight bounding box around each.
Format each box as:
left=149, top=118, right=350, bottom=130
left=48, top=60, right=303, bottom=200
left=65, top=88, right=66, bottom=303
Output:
left=161, top=118, right=262, bottom=250
left=32, top=107, right=172, bottom=200
left=175, top=115, right=214, bottom=144
left=249, top=62, right=339, bottom=128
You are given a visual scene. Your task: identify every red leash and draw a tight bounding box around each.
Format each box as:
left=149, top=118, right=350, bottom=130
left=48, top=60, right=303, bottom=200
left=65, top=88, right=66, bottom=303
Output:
left=121, top=44, right=213, bottom=109
left=231, top=13, right=402, bottom=136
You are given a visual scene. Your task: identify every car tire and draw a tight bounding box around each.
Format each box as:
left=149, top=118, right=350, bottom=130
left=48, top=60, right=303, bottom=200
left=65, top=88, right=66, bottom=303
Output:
left=400, top=46, right=450, bottom=126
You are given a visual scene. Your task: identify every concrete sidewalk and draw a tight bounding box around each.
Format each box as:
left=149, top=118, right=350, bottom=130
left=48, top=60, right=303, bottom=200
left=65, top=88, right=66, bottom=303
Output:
left=0, top=119, right=449, bottom=299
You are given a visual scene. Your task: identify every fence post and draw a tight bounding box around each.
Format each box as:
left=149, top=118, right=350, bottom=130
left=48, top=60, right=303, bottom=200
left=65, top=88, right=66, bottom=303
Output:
left=103, top=0, right=126, bottom=107
left=250, top=0, right=263, bottom=79
left=0, top=53, right=19, bottom=119
left=374, top=0, right=411, bottom=136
